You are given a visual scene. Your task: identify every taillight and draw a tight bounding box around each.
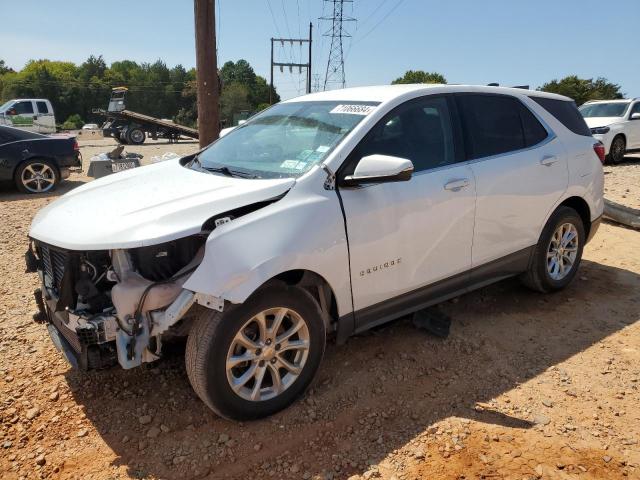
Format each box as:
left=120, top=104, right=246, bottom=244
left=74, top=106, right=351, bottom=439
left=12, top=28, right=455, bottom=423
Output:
left=73, top=140, right=79, bottom=151
left=593, top=142, right=605, bottom=164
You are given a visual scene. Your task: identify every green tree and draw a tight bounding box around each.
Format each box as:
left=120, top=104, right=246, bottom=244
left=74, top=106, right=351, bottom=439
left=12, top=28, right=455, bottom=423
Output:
left=392, top=70, right=447, bottom=85
left=0, top=60, right=13, bottom=75
left=0, top=57, right=277, bottom=130
left=62, top=114, right=84, bottom=130
left=539, top=76, right=624, bottom=105
left=220, top=83, right=251, bottom=126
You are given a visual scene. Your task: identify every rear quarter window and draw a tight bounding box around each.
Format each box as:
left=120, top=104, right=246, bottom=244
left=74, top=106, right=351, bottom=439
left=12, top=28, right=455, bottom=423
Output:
left=531, top=97, right=591, bottom=137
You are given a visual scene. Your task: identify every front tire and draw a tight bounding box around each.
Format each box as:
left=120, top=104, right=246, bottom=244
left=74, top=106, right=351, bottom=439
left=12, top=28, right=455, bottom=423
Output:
left=185, top=285, right=326, bottom=420
left=14, top=159, right=59, bottom=194
left=521, top=206, right=585, bottom=293
left=127, top=127, right=146, bottom=145
left=607, top=135, right=626, bottom=164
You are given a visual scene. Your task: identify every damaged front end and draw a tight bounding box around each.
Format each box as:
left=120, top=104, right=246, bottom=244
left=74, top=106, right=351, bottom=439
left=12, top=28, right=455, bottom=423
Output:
left=27, top=235, right=218, bottom=370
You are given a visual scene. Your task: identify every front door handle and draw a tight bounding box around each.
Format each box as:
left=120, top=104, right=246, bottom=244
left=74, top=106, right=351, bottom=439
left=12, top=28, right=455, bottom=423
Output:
left=444, top=179, right=470, bottom=192
left=540, top=155, right=558, bottom=166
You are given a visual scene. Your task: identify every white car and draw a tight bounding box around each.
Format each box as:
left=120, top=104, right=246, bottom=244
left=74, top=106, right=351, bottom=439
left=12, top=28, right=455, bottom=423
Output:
left=27, top=85, right=604, bottom=420
left=82, top=123, right=99, bottom=130
left=579, top=98, right=640, bottom=163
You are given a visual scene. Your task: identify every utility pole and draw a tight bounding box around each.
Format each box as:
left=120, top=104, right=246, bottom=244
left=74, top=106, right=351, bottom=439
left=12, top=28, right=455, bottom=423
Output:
left=321, top=0, right=355, bottom=90
left=269, top=22, right=313, bottom=104
left=194, top=0, right=219, bottom=147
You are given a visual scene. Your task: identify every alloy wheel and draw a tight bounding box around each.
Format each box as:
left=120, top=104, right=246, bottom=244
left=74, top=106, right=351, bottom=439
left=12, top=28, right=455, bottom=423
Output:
left=226, top=307, right=310, bottom=402
left=21, top=163, right=56, bottom=193
left=546, top=223, right=579, bottom=280
left=611, top=137, right=625, bottom=163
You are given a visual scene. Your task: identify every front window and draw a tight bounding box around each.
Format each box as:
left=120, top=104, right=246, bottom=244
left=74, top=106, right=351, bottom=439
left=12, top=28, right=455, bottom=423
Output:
left=579, top=102, right=630, bottom=118
left=193, top=101, right=378, bottom=179
left=0, top=100, right=14, bottom=112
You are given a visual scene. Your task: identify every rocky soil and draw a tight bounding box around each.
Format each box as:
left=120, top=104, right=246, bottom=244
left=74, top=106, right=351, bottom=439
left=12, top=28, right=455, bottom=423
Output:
left=0, top=139, right=638, bottom=479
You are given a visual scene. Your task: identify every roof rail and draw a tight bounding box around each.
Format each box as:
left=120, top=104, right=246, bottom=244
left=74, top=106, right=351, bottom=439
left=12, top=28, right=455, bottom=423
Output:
left=486, top=83, right=530, bottom=90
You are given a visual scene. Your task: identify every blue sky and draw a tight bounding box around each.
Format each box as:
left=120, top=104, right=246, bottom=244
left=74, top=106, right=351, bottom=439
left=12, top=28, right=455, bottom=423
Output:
left=2, top=0, right=639, bottom=100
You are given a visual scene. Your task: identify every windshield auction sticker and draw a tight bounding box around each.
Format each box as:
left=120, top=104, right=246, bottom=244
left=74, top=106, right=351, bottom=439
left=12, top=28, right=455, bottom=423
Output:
left=330, top=104, right=376, bottom=115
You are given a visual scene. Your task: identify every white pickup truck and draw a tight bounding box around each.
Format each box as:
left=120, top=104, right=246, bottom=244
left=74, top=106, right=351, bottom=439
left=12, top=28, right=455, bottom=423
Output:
left=0, top=98, right=56, bottom=133
left=28, top=84, right=604, bottom=420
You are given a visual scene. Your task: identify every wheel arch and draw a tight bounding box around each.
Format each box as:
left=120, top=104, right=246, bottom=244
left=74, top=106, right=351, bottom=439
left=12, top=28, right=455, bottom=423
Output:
left=267, top=269, right=339, bottom=332
left=556, top=196, right=591, bottom=238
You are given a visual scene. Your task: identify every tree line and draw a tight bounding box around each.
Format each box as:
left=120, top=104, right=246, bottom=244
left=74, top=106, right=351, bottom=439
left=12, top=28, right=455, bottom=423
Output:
left=391, top=70, right=625, bottom=105
left=0, top=56, right=626, bottom=131
left=0, top=56, right=279, bottom=129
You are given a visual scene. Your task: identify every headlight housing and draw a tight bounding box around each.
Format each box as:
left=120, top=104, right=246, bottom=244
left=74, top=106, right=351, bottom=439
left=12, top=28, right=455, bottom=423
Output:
left=590, top=126, right=610, bottom=135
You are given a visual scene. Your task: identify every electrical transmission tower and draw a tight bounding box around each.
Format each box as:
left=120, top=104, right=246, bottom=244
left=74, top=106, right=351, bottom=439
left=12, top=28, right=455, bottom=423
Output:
left=321, top=0, right=355, bottom=91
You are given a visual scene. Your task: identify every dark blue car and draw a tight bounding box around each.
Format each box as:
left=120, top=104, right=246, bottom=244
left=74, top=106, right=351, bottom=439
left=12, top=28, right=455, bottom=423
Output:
left=0, top=125, right=82, bottom=193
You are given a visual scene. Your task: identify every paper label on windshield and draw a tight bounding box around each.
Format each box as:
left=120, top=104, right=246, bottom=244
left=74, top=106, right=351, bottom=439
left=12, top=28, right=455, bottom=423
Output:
left=330, top=104, right=375, bottom=115
left=280, top=160, right=300, bottom=169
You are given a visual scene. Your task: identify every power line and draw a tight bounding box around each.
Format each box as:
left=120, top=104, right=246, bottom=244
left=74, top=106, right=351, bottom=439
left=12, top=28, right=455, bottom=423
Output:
left=354, top=0, right=406, bottom=45
left=358, top=0, right=389, bottom=28
left=266, top=0, right=283, bottom=38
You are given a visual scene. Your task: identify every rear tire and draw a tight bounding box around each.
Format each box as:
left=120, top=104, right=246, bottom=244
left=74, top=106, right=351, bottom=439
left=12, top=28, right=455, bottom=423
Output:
left=14, top=159, right=59, bottom=194
left=607, top=135, right=626, bottom=164
left=127, top=127, right=146, bottom=145
left=521, top=206, right=585, bottom=293
left=185, top=285, right=326, bottom=420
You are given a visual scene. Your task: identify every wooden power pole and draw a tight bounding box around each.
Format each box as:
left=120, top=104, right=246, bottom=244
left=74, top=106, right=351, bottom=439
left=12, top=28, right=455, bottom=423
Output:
left=194, top=0, right=219, bottom=147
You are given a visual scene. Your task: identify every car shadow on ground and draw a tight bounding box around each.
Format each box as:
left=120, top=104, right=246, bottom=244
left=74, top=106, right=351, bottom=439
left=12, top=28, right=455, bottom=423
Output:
left=64, top=258, right=639, bottom=479
left=0, top=178, right=86, bottom=203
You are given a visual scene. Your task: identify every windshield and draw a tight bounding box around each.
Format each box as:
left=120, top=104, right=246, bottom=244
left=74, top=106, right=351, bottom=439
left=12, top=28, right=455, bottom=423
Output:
left=194, top=101, right=378, bottom=179
left=0, top=100, right=14, bottom=112
left=579, top=102, right=630, bottom=118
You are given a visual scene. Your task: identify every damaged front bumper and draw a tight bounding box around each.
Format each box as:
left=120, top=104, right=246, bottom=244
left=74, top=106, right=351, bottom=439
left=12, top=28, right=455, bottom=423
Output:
left=27, top=242, right=221, bottom=371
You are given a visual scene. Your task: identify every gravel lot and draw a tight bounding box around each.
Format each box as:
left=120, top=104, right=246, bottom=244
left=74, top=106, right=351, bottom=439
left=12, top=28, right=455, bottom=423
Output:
left=0, top=138, right=638, bottom=479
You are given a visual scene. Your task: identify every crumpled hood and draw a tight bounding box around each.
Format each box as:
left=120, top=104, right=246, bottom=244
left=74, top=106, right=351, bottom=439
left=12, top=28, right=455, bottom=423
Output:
left=29, top=159, right=295, bottom=250
left=583, top=117, right=621, bottom=129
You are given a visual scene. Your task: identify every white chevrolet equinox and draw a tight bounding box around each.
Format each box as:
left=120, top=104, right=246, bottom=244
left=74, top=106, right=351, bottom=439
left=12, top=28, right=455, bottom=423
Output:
left=28, top=85, right=604, bottom=419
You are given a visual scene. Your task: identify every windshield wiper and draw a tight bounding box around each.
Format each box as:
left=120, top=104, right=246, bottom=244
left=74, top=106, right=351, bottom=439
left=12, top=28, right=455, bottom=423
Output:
left=205, top=166, right=261, bottom=179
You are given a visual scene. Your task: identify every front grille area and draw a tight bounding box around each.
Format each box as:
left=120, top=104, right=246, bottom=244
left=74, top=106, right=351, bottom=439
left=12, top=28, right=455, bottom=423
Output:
left=40, top=244, right=68, bottom=293
left=50, top=311, right=82, bottom=353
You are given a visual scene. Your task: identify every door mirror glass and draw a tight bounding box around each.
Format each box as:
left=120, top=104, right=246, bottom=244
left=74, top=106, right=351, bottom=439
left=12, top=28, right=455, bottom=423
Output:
left=631, top=113, right=640, bottom=120
left=342, top=154, right=413, bottom=186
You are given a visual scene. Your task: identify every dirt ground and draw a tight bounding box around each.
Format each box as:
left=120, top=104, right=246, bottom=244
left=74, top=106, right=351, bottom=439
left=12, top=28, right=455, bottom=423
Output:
left=1, top=139, right=639, bottom=480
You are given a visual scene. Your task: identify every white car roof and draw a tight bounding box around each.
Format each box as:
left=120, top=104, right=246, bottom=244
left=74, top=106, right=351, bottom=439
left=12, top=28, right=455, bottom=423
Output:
left=582, top=99, right=631, bottom=104
left=283, top=84, right=572, bottom=104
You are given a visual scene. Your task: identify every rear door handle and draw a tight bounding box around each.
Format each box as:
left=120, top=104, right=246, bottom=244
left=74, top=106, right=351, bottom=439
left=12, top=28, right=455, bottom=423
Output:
left=540, top=155, right=558, bottom=166
left=444, top=179, right=470, bottom=192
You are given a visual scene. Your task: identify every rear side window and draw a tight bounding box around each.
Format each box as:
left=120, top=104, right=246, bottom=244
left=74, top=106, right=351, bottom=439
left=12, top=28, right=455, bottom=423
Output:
left=457, top=94, right=525, bottom=159
left=517, top=102, right=549, bottom=147
left=36, top=101, right=49, bottom=114
left=531, top=97, right=591, bottom=137
left=14, top=101, right=34, bottom=115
